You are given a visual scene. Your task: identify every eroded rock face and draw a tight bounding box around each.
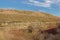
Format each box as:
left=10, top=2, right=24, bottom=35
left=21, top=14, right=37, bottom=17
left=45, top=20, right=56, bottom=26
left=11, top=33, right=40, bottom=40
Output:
left=0, top=26, right=59, bottom=40
left=4, top=27, right=34, bottom=40
left=0, top=22, right=60, bottom=40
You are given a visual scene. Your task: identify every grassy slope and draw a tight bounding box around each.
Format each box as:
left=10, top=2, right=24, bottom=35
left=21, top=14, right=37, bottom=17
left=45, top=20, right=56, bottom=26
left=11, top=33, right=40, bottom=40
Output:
left=0, top=9, right=60, bottom=40
left=0, top=9, right=60, bottom=22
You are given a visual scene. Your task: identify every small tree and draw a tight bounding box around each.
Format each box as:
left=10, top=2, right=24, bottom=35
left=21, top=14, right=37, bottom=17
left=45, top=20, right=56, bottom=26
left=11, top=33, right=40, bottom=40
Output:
left=27, top=25, right=33, bottom=33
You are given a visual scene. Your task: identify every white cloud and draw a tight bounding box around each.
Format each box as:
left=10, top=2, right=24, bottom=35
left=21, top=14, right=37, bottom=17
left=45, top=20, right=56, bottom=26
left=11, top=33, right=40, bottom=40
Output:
left=27, top=0, right=60, bottom=7
left=56, top=0, right=60, bottom=6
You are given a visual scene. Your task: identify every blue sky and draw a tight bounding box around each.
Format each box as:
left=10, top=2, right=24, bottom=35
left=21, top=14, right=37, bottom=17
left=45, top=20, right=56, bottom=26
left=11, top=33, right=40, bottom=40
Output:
left=0, top=0, right=60, bottom=17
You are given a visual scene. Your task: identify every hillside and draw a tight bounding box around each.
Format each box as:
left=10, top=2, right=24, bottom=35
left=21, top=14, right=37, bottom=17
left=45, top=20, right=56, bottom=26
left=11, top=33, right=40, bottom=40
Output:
left=0, top=9, right=60, bottom=22
left=0, top=9, right=60, bottom=40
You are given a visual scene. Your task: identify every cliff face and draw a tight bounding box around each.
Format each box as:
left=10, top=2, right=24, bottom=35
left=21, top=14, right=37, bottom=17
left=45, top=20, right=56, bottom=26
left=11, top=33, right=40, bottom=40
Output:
left=0, top=9, right=60, bottom=40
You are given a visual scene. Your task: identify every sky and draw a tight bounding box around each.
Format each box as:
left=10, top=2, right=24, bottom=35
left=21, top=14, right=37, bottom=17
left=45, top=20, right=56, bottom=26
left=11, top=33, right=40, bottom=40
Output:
left=0, top=0, right=60, bottom=17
